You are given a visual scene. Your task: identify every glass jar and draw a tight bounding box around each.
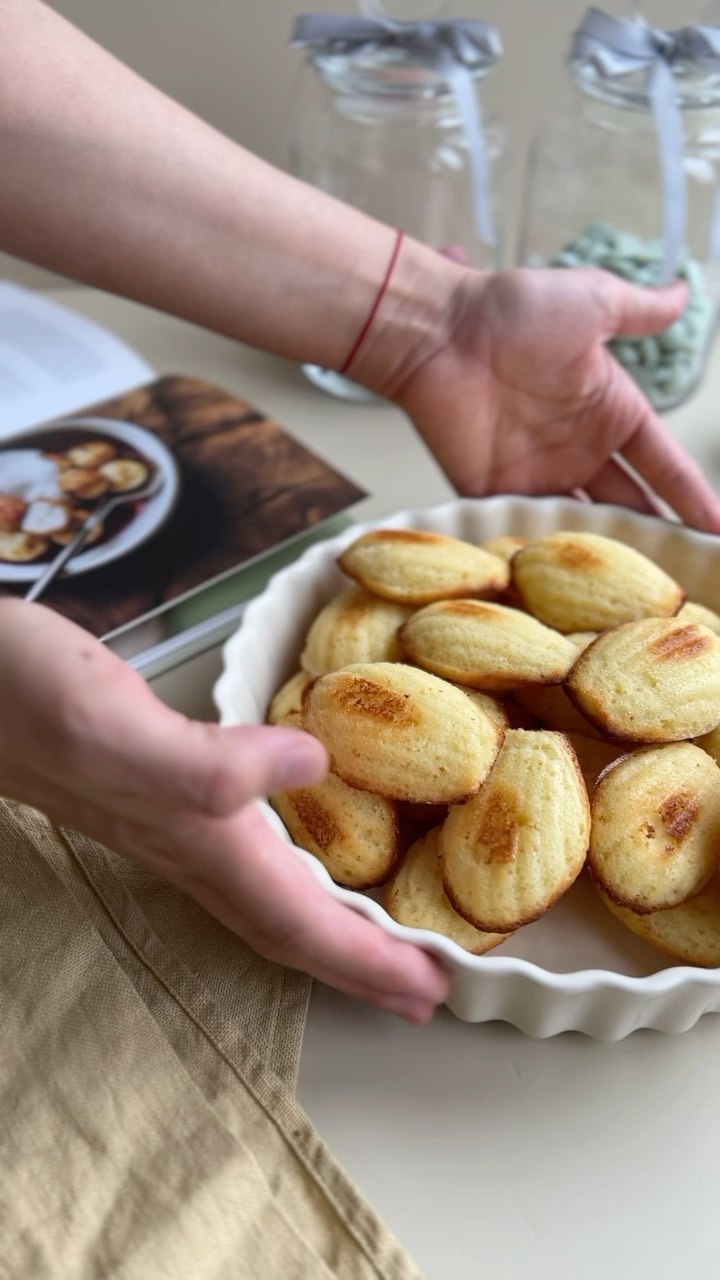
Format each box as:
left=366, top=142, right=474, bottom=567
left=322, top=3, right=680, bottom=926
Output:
left=289, top=23, right=507, bottom=399
left=518, top=17, right=720, bottom=412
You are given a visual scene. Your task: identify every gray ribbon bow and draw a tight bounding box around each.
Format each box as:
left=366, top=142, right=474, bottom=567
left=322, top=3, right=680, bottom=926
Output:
left=291, top=10, right=502, bottom=245
left=571, top=7, right=720, bottom=282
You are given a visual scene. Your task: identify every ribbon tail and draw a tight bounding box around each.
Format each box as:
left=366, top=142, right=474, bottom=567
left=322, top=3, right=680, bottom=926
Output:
left=649, top=58, right=686, bottom=282
left=437, top=51, right=496, bottom=246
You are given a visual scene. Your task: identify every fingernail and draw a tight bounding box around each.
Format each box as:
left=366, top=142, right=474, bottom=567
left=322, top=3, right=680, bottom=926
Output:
left=277, top=740, right=327, bottom=789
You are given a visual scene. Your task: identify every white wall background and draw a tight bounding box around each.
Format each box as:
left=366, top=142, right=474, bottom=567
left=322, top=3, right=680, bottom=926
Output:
left=2, top=0, right=702, bottom=288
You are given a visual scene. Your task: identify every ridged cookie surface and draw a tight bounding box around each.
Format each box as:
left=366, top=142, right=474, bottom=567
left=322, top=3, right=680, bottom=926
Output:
left=451, top=685, right=510, bottom=732
left=302, top=662, right=503, bottom=804
left=270, top=772, right=401, bottom=889
left=440, top=729, right=590, bottom=932
left=596, top=875, right=720, bottom=967
left=385, top=826, right=510, bottom=953
left=478, top=534, right=529, bottom=562
left=337, top=529, right=509, bottom=604
left=398, top=600, right=578, bottom=691
left=677, top=600, right=720, bottom=635
left=267, top=670, right=311, bottom=727
left=565, top=618, right=720, bottom=742
left=511, top=531, right=684, bottom=631
left=300, top=586, right=413, bottom=676
left=589, top=743, right=720, bottom=913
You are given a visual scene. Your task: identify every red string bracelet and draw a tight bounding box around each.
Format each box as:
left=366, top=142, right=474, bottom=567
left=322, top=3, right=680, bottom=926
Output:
left=339, top=229, right=405, bottom=376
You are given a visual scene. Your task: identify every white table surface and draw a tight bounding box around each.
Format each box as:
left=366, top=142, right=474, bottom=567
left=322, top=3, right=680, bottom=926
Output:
left=45, top=287, right=720, bottom=1280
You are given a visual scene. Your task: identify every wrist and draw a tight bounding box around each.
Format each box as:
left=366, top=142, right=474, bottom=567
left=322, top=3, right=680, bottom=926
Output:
left=348, top=234, right=479, bottom=401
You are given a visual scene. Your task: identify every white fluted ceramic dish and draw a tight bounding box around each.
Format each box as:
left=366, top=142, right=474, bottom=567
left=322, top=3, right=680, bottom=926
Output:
left=213, top=496, right=720, bottom=1040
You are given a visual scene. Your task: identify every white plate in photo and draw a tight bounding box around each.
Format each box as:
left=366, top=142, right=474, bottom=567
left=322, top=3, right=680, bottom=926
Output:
left=214, top=494, right=720, bottom=1040
left=0, top=416, right=180, bottom=583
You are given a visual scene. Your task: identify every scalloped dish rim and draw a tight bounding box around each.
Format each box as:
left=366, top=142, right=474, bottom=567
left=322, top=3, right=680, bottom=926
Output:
left=212, top=494, right=720, bottom=1033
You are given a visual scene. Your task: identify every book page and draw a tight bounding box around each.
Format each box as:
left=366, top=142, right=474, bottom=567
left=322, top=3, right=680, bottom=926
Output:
left=0, top=282, right=155, bottom=436
left=0, top=375, right=367, bottom=647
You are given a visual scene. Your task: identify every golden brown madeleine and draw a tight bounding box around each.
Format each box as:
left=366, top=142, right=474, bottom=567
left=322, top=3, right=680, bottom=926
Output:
left=449, top=685, right=510, bottom=732
left=0, top=531, right=49, bottom=562
left=479, top=535, right=531, bottom=608
left=478, top=534, right=529, bottom=562
left=385, top=827, right=510, bottom=954
left=677, top=600, right=720, bottom=636
left=695, top=723, right=720, bottom=766
left=270, top=773, right=402, bottom=890
left=511, top=683, right=604, bottom=739
left=300, top=586, right=413, bottom=676
left=565, top=617, right=720, bottom=742
left=398, top=600, right=578, bottom=692
left=267, top=670, right=312, bottom=728
left=302, top=661, right=503, bottom=804
left=511, top=531, right=684, bottom=632
left=99, top=458, right=149, bottom=491
left=67, top=439, right=116, bottom=467
left=564, top=732, right=630, bottom=792
left=440, top=729, right=590, bottom=932
left=337, top=528, right=509, bottom=605
left=589, top=743, right=720, bottom=913
left=595, top=872, right=720, bottom=967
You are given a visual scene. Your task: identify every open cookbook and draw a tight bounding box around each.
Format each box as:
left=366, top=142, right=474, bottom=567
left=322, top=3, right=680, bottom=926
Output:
left=0, top=283, right=367, bottom=672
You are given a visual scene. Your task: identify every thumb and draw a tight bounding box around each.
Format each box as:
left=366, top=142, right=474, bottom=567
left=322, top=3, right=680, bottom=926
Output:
left=594, top=271, right=689, bottom=338
left=129, top=711, right=329, bottom=818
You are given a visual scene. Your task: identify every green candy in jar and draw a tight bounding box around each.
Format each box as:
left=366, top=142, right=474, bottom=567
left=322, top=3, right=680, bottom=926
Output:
left=542, top=221, right=715, bottom=412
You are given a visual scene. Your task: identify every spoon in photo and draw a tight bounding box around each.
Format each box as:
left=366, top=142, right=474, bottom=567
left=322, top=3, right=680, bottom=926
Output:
left=24, top=469, right=164, bottom=603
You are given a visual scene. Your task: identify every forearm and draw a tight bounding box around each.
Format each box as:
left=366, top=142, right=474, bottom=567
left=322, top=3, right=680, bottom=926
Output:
left=0, top=0, right=464, bottom=389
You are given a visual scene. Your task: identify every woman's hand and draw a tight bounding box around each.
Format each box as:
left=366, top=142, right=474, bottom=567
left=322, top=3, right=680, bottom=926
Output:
left=387, top=265, right=720, bottom=531
left=0, top=599, right=450, bottom=1023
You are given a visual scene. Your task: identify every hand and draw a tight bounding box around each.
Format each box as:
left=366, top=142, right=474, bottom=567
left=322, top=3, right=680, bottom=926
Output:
left=392, top=265, right=720, bottom=531
left=0, top=600, right=450, bottom=1023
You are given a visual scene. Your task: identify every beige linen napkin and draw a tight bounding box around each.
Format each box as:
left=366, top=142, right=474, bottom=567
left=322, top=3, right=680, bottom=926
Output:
left=0, top=798, right=422, bottom=1279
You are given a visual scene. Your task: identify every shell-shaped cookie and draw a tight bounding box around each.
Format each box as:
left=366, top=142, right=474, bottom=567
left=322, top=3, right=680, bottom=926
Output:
left=398, top=600, right=578, bottom=691
left=510, top=683, right=604, bottom=739
left=302, top=662, right=503, bottom=804
left=595, top=873, right=720, bottom=967
left=270, top=773, right=401, bottom=890
left=300, top=586, right=413, bottom=676
left=451, top=685, right=510, bottom=732
left=440, top=729, right=590, bottom=932
left=565, top=618, right=720, bottom=742
left=337, top=529, right=509, bottom=605
left=695, top=723, right=720, bottom=766
left=677, top=600, right=720, bottom=636
left=589, top=743, right=720, bottom=913
left=385, top=827, right=510, bottom=954
left=564, top=732, right=630, bottom=792
left=0, top=531, right=49, bottom=561
left=478, top=534, right=529, bottom=562
left=267, top=670, right=312, bottom=727
left=511, top=531, right=684, bottom=632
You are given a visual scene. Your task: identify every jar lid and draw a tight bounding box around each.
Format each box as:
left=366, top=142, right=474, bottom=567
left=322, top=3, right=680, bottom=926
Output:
left=569, top=10, right=720, bottom=109
left=292, top=15, right=502, bottom=99
left=291, top=12, right=502, bottom=245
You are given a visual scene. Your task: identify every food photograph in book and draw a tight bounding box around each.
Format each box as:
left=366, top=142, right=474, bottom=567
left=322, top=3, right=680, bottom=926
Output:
left=0, top=374, right=366, bottom=638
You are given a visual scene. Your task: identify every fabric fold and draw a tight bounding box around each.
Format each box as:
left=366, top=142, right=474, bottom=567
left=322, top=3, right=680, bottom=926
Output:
left=0, top=799, right=422, bottom=1280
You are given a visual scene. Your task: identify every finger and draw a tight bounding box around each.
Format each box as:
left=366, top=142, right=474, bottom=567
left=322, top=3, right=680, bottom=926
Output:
left=175, top=804, right=452, bottom=1017
left=580, top=456, right=666, bottom=515
left=619, top=408, right=720, bottom=532
left=587, top=269, right=688, bottom=338
left=144, top=720, right=330, bottom=817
